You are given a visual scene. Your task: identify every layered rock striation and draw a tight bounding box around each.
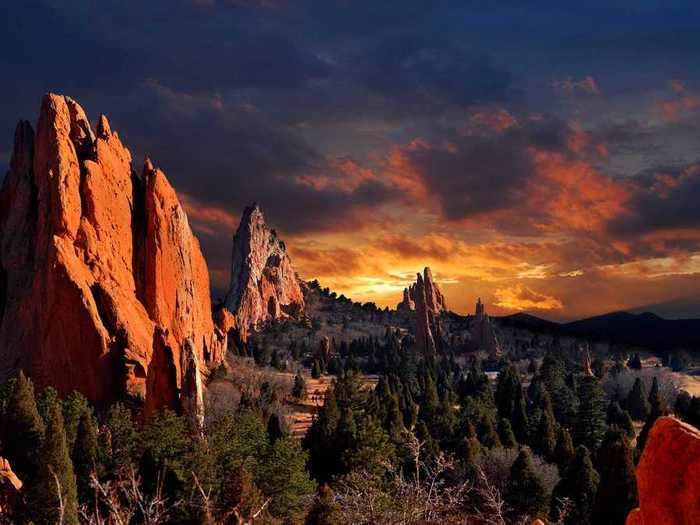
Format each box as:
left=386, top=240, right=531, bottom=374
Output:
left=0, top=94, right=225, bottom=418
left=626, top=417, right=700, bottom=525
left=224, top=204, right=304, bottom=338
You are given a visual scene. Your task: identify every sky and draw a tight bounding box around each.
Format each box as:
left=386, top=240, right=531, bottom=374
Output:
left=2, top=0, right=700, bottom=320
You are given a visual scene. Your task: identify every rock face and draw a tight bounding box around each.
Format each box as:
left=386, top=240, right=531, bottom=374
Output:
left=410, top=268, right=445, bottom=354
left=397, top=267, right=446, bottom=314
left=469, top=298, right=501, bottom=358
left=224, top=204, right=304, bottom=339
left=0, top=94, right=226, bottom=418
left=626, top=417, right=700, bottom=525
left=0, top=457, right=21, bottom=516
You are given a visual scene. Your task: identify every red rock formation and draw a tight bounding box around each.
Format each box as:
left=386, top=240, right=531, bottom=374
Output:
left=469, top=298, right=502, bottom=358
left=397, top=267, right=446, bottom=314
left=582, top=346, right=594, bottom=376
left=414, top=272, right=437, bottom=354
left=0, top=94, right=225, bottom=419
left=397, top=287, right=415, bottom=311
left=626, top=416, right=700, bottom=525
left=0, top=457, right=21, bottom=516
left=224, top=204, right=304, bottom=338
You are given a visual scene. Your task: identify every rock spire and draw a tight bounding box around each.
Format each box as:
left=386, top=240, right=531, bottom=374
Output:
left=0, top=94, right=226, bottom=419
left=224, top=204, right=304, bottom=338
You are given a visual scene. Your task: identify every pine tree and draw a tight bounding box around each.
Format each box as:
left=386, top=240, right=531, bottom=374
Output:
left=511, top=391, right=529, bottom=444
left=293, top=374, right=307, bottom=399
left=28, top=397, right=79, bottom=525
left=73, top=412, right=99, bottom=507
left=573, top=376, right=607, bottom=450
left=594, top=429, right=638, bottom=525
left=477, top=414, right=501, bottom=449
left=495, top=365, right=522, bottom=421
left=267, top=413, right=285, bottom=444
left=625, top=377, right=650, bottom=421
left=62, top=391, right=91, bottom=451
left=636, top=376, right=668, bottom=457
left=506, top=448, right=549, bottom=520
left=2, top=371, right=44, bottom=481
left=531, top=410, right=557, bottom=460
left=305, top=484, right=341, bottom=525
left=606, top=401, right=635, bottom=438
left=220, top=465, right=268, bottom=522
left=552, top=445, right=599, bottom=525
left=497, top=418, right=517, bottom=448
left=553, top=426, right=575, bottom=472
left=106, top=402, right=137, bottom=477
left=311, top=360, right=322, bottom=379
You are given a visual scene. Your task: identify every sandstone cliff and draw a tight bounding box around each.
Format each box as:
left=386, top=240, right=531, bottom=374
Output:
left=407, top=267, right=445, bottom=354
left=224, top=204, right=304, bottom=338
left=626, top=416, right=700, bottom=525
left=0, top=94, right=225, bottom=419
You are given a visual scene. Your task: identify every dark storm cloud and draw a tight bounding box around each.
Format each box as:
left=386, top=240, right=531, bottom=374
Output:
left=394, top=115, right=571, bottom=222
left=610, top=162, right=700, bottom=236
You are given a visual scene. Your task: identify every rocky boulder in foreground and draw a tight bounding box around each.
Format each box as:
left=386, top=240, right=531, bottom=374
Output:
left=224, top=204, right=304, bottom=339
left=0, top=94, right=226, bottom=420
left=626, top=416, right=700, bottom=525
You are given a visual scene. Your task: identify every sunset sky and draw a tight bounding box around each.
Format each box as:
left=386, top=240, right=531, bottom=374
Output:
left=2, top=1, right=700, bottom=320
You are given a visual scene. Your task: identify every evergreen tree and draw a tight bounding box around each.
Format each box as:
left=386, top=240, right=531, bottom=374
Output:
left=305, top=484, right=341, bottom=525
left=415, top=420, right=439, bottom=462
left=257, top=437, right=315, bottom=521
left=636, top=376, right=668, bottom=457
left=292, top=374, right=307, bottom=399
left=1, top=371, right=44, bottom=481
left=476, top=414, right=501, bottom=449
left=505, top=448, right=549, bottom=520
left=531, top=409, right=557, bottom=460
left=625, top=377, right=650, bottom=421
left=106, top=402, right=137, bottom=476
left=495, top=365, right=522, bottom=421
left=345, top=416, right=394, bottom=477
left=219, top=465, right=268, bottom=522
left=28, top=397, right=79, bottom=525
left=62, top=391, right=91, bottom=451
left=606, top=401, right=635, bottom=438
left=311, top=360, right=322, bottom=379
left=497, top=418, right=517, bottom=448
left=267, top=413, right=285, bottom=444
left=553, top=426, right=575, bottom=472
left=511, top=391, right=529, bottom=444
left=304, top=390, right=341, bottom=482
left=73, top=412, right=99, bottom=507
left=573, top=376, right=607, bottom=450
left=594, top=429, right=638, bottom=525
left=551, top=445, right=599, bottom=525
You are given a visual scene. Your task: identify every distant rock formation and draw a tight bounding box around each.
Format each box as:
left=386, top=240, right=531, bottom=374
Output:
left=224, top=204, right=304, bottom=339
left=626, top=417, right=700, bottom=525
left=407, top=268, right=447, bottom=354
left=397, top=267, right=446, bottom=314
left=469, top=298, right=501, bottom=358
left=0, top=94, right=226, bottom=420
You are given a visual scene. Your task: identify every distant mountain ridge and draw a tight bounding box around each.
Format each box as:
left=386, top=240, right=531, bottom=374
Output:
left=496, top=310, right=700, bottom=351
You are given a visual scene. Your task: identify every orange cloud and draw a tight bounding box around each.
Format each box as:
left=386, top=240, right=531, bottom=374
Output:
left=178, top=192, right=238, bottom=236
left=527, top=149, right=630, bottom=233
left=494, top=283, right=563, bottom=311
